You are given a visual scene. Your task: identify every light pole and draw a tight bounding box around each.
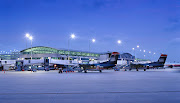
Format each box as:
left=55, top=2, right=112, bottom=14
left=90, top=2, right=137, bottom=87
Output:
left=143, top=50, right=146, bottom=59
left=25, top=33, right=33, bottom=69
left=136, top=45, right=139, bottom=58
left=25, top=33, right=30, bottom=49
left=117, top=40, right=122, bottom=52
left=29, top=36, right=33, bottom=60
left=68, top=34, right=76, bottom=62
left=89, top=38, right=95, bottom=63
left=29, top=36, right=33, bottom=70
left=153, top=52, right=156, bottom=61
left=149, top=51, right=151, bottom=60
left=89, top=38, right=95, bottom=54
left=132, top=48, right=135, bottom=56
left=144, top=55, right=146, bottom=59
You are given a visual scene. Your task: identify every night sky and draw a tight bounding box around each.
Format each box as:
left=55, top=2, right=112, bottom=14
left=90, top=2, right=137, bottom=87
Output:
left=0, top=0, right=179, bottom=62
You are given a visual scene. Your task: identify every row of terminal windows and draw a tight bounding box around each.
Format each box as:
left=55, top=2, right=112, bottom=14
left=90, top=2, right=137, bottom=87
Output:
left=22, top=47, right=100, bottom=57
left=23, top=51, right=99, bottom=57
left=25, top=57, right=90, bottom=61
left=22, top=51, right=99, bottom=57
left=0, top=55, right=19, bottom=60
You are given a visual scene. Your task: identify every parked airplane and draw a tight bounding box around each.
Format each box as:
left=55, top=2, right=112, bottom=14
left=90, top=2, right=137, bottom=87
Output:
left=165, top=63, right=180, bottom=68
left=129, top=54, right=167, bottom=71
left=16, top=52, right=119, bottom=72
left=76, top=52, right=120, bottom=73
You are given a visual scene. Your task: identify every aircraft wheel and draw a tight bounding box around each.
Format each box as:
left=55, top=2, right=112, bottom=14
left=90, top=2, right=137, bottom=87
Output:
left=136, top=69, right=139, bottom=71
left=129, top=69, right=131, bottom=71
left=99, top=70, right=102, bottom=73
left=84, top=70, right=87, bottom=73
left=144, top=69, right=146, bottom=71
left=125, top=69, right=127, bottom=71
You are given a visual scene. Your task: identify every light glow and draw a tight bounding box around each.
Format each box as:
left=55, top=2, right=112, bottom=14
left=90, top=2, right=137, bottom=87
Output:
left=117, top=40, right=122, bottom=44
left=137, top=45, right=139, bottom=48
left=29, top=36, right=33, bottom=40
left=71, top=34, right=76, bottom=39
left=26, top=33, right=30, bottom=38
left=92, top=39, right=96, bottom=43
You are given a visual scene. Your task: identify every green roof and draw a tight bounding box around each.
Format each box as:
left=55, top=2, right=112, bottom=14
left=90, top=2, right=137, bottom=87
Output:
left=20, top=46, right=100, bottom=57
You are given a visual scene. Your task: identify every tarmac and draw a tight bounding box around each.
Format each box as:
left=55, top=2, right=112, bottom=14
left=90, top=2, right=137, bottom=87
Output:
left=0, top=68, right=180, bottom=103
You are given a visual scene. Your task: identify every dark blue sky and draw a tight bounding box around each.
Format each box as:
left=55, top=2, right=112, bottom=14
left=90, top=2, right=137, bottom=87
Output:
left=0, top=0, right=179, bottom=62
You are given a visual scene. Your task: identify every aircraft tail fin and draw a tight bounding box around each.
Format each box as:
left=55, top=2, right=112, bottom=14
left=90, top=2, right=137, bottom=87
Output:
left=109, top=52, right=120, bottom=64
left=157, top=54, right=167, bottom=64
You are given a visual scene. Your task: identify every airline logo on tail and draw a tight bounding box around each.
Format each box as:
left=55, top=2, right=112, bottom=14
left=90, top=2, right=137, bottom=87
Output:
left=109, top=52, right=120, bottom=62
left=158, top=54, right=167, bottom=64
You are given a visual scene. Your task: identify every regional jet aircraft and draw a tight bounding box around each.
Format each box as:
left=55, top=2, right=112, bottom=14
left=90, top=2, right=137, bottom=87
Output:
left=76, top=52, right=120, bottom=73
left=129, top=54, right=167, bottom=71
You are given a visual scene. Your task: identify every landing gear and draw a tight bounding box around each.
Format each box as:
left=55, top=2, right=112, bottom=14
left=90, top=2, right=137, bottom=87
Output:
left=136, top=69, right=139, bottom=71
left=125, top=69, right=127, bottom=71
left=99, top=70, right=102, bottom=73
left=144, top=69, right=146, bottom=71
left=84, top=70, right=87, bottom=73
left=169, top=65, right=173, bottom=68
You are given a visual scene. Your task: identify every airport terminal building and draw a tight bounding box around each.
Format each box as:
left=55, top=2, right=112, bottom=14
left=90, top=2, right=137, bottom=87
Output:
left=19, top=46, right=135, bottom=63
left=0, top=46, right=135, bottom=70
left=0, top=46, right=135, bottom=62
left=19, top=46, right=101, bottom=60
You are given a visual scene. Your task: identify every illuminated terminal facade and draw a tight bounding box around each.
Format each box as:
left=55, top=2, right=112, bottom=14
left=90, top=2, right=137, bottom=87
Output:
left=1, top=46, right=101, bottom=60
left=19, top=46, right=101, bottom=60
left=0, top=52, right=20, bottom=60
left=0, top=46, right=135, bottom=64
